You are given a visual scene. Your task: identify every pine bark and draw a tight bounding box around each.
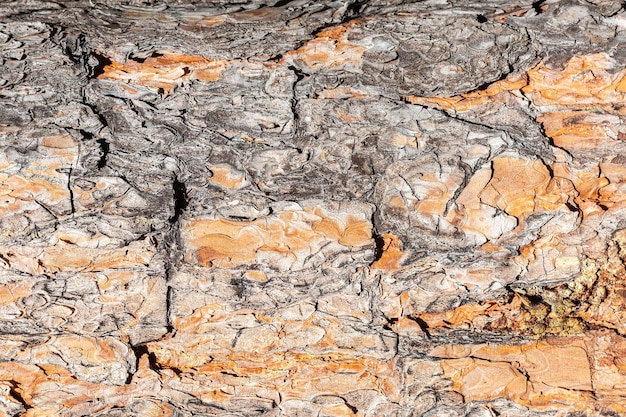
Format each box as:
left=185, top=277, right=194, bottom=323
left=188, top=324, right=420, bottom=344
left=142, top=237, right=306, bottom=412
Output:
left=1, top=0, right=626, bottom=416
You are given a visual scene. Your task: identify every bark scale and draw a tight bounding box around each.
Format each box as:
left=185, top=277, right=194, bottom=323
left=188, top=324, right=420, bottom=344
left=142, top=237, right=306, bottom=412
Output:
left=1, top=1, right=626, bottom=416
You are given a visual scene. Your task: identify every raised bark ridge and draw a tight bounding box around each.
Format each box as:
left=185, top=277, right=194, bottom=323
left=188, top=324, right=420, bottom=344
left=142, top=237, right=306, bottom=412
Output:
left=1, top=1, right=626, bottom=416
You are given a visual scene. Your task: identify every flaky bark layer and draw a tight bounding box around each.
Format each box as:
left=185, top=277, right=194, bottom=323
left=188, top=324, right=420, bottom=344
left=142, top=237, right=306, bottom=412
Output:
left=2, top=1, right=626, bottom=416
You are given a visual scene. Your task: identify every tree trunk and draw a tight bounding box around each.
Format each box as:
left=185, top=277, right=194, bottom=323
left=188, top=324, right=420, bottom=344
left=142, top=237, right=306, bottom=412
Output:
left=1, top=0, right=626, bottom=415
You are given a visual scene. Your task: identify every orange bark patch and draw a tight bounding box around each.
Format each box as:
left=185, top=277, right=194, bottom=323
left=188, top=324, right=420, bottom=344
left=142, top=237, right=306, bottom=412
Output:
left=335, top=108, right=362, bottom=123
left=0, top=281, right=32, bottom=305
left=207, top=165, right=249, bottom=190
left=385, top=132, right=420, bottom=149
left=194, top=15, right=228, bottom=27
left=538, top=110, right=622, bottom=151
left=523, top=53, right=626, bottom=108
left=0, top=239, right=155, bottom=275
left=480, top=156, right=559, bottom=219
left=417, top=302, right=500, bottom=330
left=148, top=301, right=402, bottom=402
left=441, top=357, right=528, bottom=401
left=40, top=134, right=77, bottom=149
left=0, top=352, right=168, bottom=416
left=403, top=73, right=528, bottom=112
left=597, top=163, right=626, bottom=210
left=244, top=270, right=268, bottom=282
left=315, top=86, right=367, bottom=99
left=0, top=174, right=70, bottom=217
left=434, top=337, right=596, bottom=410
left=185, top=205, right=372, bottom=269
left=96, top=271, right=136, bottom=291
left=97, top=52, right=230, bottom=91
left=148, top=347, right=401, bottom=403
left=283, top=21, right=365, bottom=71
left=370, top=233, right=405, bottom=272
left=0, top=131, right=78, bottom=220
left=447, top=166, right=518, bottom=242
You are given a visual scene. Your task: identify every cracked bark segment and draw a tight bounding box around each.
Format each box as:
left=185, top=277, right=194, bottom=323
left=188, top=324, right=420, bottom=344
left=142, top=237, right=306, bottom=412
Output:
left=372, top=149, right=624, bottom=334
left=184, top=201, right=374, bottom=270
left=0, top=131, right=76, bottom=226
left=97, top=52, right=231, bottom=91
left=4, top=1, right=626, bottom=416
left=283, top=20, right=366, bottom=73
left=405, top=52, right=626, bottom=158
left=149, top=347, right=401, bottom=407
left=386, top=52, right=626, bottom=304
left=147, top=341, right=401, bottom=415
left=0, top=354, right=170, bottom=416
left=0, top=19, right=170, bottom=391
left=74, top=1, right=353, bottom=63
left=434, top=338, right=594, bottom=407
left=373, top=111, right=511, bottom=251
left=159, top=200, right=394, bottom=415
left=151, top=271, right=401, bottom=415
left=389, top=15, right=536, bottom=97
left=401, top=227, right=626, bottom=345
left=524, top=53, right=626, bottom=108
left=278, top=11, right=536, bottom=98
left=524, top=53, right=626, bottom=158
left=421, top=331, right=626, bottom=415
left=516, top=2, right=626, bottom=69
left=0, top=226, right=167, bottom=344
left=1, top=335, right=135, bottom=386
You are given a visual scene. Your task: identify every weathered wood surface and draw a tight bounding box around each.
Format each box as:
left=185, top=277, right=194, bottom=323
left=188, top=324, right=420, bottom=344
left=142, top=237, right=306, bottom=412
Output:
left=2, top=0, right=626, bottom=415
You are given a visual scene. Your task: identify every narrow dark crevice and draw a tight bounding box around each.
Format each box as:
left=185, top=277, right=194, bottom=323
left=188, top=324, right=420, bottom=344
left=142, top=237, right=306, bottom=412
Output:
left=383, top=317, right=398, bottom=331
left=273, top=0, right=293, bottom=7
left=58, top=166, right=76, bottom=215
left=342, top=398, right=359, bottom=414
left=164, top=283, right=174, bottom=334
left=96, top=138, right=109, bottom=169
left=525, top=294, right=544, bottom=305
left=161, top=233, right=178, bottom=338
left=266, top=52, right=282, bottom=62
left=8, top=381, right=31, bottom=411
left=128, top=51, right=164, bottom=64
left=165, top=176, right=187, bottom=335
left=309, top=0, right=365, bottom=32
left=126, top=344, right=160, bottom=384
left=169, top=178, right=188, bottom=224
left=531, top=0, right=547, bottom=15
left=344, top=0, right=366, bottom=19
left=372, top=233, right=386, bottom=264
left=68, top=177, right=75, bottom=214
left=79, top=129, right=93, bottom=140
left=50, top=25, right=91, bottom=73
left=90, top=52, right=113, bottom=79
left=287, top=65, right=307, bottom=136
left=407, top=315, right=431, bottom=338
left=82, top=101, right=109, bottom=129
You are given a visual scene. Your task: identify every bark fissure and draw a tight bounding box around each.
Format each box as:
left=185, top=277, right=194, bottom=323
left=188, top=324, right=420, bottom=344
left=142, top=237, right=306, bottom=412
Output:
left=169, top=177, right=188, bottom=225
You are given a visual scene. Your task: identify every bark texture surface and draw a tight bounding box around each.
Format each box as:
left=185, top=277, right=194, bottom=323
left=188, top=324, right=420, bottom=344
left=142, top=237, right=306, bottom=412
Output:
left=2, top=0, right=626, bottom=416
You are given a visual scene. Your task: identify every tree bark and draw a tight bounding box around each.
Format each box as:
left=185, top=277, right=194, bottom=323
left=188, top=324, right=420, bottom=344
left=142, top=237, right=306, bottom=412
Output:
left=1, top=0, right=626, bottom=415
